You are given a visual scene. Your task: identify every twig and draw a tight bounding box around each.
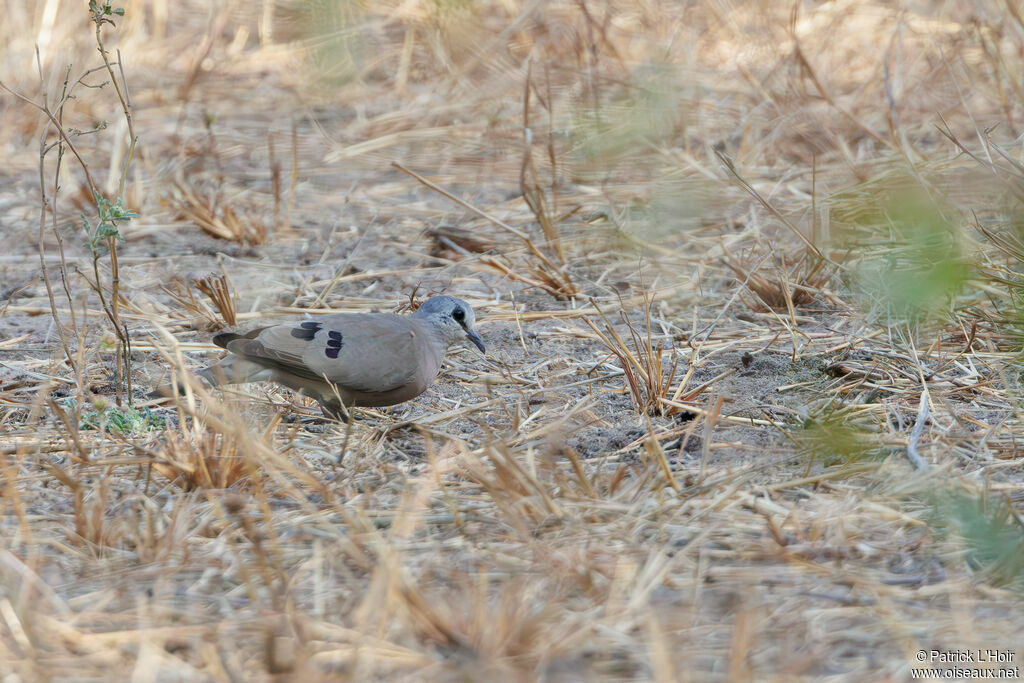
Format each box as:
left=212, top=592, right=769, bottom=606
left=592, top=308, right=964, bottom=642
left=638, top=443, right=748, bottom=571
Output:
left=392, top=161, right=577, bottom=299
left=905, top=391, right=931, bottom=471
left=391, top=162, right=528, bottom=240
left=906, top=333, right=932, bottom=471
left=714, top=148, right=827, bottom=262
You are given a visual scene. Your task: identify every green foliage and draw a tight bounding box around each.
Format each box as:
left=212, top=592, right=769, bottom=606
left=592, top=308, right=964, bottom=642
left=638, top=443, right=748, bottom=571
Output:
left=64, top=398, right=165, bottom=434
left=797, top=408, right=884, bottom=466
left=571, top=64, right=687, bottom=177
left=88, top=0, right=125, bottom=22
left=846, top=190, right=969, bottom=321
left=431, top=0, right=475, bottom=20
left=82, top=192, right=137, bottom=254
left=930, top=490, right=1024, bottom=591
left=619, top=175, right=721, bottom=241
left=294, top=2, right=366, bottom=88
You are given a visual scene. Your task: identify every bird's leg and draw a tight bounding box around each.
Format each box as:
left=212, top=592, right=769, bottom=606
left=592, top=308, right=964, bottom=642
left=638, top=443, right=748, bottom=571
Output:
left=319, top=400, right=351, bottom=423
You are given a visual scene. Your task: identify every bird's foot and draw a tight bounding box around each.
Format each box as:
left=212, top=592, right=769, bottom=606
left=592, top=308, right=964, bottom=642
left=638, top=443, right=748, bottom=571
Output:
left=319, top=403, right=351, bottom=423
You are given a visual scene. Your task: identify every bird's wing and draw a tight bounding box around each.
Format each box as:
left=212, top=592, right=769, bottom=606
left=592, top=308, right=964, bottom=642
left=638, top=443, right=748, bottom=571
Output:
left=223, top=314, right=431, bottom=394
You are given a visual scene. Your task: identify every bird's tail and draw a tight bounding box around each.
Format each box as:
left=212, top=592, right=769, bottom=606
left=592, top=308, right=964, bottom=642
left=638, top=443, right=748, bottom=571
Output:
left=211, top=328, right=264, bottom=349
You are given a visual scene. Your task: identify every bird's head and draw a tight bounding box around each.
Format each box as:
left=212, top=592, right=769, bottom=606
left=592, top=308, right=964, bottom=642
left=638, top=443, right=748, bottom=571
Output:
left=414, top=296, right=485, bottom=353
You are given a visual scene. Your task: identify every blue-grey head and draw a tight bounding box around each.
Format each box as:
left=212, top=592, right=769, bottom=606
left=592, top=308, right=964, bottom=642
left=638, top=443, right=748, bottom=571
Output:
left=413, top=295, right=485, bottom=353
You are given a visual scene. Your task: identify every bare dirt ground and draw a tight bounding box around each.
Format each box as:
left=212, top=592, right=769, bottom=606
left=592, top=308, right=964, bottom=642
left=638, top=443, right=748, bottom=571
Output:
left=1, top=1, right=1023, bottom=680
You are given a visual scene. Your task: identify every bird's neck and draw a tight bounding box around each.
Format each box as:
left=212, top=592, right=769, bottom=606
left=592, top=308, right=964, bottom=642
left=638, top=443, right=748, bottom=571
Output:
left=418, top=317, right=456, bottom=350
left=412, top=320, right=448, bottom=380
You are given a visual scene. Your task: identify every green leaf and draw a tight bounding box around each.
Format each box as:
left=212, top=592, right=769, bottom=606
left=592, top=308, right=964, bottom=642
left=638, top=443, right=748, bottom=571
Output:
left=94, top=193, right=138, bottom=224
left=930, top=491, right=1024, bottom=590
left=94, top=222, right=121, bottom=240
left=74, top=401, right=166, bottom=434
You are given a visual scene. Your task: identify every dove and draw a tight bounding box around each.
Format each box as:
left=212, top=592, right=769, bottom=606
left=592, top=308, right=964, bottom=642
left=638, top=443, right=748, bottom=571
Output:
left=153, top=296, right=484, bottom=420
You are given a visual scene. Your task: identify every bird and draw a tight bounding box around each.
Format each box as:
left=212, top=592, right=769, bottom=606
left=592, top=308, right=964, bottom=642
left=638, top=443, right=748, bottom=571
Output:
left=152, top=296, right=485, bottom=420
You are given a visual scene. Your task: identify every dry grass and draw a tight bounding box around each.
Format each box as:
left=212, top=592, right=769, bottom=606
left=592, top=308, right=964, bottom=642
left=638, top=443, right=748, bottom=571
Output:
left=585, top=296, right=678, bottom=417
left=2, top=0, right=1024, bottom=680
left=192, top=273, right=237, bottom=327
left=169, top=181, right=269, bottom=247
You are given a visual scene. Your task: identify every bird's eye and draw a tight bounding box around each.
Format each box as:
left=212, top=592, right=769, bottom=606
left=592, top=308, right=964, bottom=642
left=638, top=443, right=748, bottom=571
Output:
left=452, top=307, right=465, bottom=323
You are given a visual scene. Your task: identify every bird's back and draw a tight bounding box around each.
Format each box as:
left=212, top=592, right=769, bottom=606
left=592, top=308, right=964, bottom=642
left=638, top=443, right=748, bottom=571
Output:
left=219, top=313, right=446, bottom=402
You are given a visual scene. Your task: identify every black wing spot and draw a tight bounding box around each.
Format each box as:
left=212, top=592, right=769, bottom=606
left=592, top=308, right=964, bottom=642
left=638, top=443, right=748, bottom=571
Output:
left=325, top=330, right=343, bottom=356
left=290, top=321, right=322, bottom=340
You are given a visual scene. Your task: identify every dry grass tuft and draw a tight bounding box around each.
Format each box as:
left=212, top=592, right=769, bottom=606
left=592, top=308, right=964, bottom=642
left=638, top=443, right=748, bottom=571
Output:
left=585, top=297, right=677, bottom=416
left=478, top=252, right=581, bottom=301
left=722, top=249, right=832, bottom=312
left=192, top=273, right=238, bottom=327
left=427, top=226, right=498, bottom=260
left=169, top=181, right=268, bottom=246
left=160, top=277, right=226, bottom=331
left=150, top=427, right=257, bottom=491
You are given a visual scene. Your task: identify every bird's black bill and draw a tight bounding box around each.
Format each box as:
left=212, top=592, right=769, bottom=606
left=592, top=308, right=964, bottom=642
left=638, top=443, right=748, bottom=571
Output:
left=466, top=329, right=485, bottom=353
